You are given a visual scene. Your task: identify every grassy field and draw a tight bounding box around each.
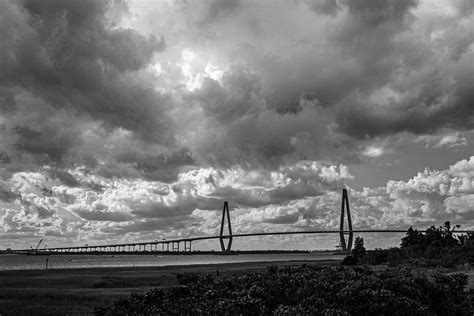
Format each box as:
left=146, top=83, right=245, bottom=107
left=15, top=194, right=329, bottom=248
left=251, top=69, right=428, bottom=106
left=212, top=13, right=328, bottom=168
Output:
left=0, top=259, right=340, bottom=315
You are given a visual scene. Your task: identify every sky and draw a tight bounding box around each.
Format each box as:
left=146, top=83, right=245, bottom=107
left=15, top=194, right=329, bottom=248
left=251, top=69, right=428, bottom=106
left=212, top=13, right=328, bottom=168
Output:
left=0, top=0, right=473, bottom=250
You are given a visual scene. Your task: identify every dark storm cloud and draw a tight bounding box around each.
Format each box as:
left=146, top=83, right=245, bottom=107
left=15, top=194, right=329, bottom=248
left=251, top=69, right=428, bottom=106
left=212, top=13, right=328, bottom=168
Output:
left=13, top=124, right=79, bottom=162
left=191, top=68, right=262, bottom=123
left=335, top=62, right=474, bottom=138
left=183, top=0, right=472, bottom=149
left=265, top=0, right=418, bottom=113
left=343, top=0, right=417, bottom=26
left=330, top=0, right=473, bottom=138
left=188, top=66, right=337, bottom=165
left=205, top=0, right=241, bottom=22
left=305, top=0, right=340, bottom=16
left=0, top=0, right=172, bottom=167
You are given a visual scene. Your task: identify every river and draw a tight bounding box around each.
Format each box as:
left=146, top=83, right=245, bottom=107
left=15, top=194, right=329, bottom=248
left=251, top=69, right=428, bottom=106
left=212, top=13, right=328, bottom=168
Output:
left=0, top=252, right=345, bottom=270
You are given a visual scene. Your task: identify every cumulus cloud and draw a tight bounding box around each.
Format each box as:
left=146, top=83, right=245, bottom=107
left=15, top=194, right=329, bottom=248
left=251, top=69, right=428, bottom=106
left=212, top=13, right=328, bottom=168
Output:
left=1, top=155, right=473, bottom=248
left=0, top=160, right=352, bottom=245
left=348, top=156, right=474, bottom=229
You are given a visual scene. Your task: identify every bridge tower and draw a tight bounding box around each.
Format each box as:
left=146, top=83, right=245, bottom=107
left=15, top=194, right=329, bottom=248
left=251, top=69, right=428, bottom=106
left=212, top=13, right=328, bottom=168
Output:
left=339, top=189, right=353, bottom=252
left=219, top=201, right=233, bottom=253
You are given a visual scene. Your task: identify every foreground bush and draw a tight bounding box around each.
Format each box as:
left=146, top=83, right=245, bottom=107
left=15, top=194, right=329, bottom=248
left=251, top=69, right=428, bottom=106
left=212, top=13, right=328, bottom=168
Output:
left=95, top=265, right=471, bottom=315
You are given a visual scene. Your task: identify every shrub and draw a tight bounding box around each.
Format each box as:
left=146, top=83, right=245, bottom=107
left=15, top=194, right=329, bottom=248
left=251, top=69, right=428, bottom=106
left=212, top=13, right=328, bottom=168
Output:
left=96, top=265, right=472, bottom=315
left=341, top=255, right=357, bottom=266
left=364, top=222, right=474, bottom=268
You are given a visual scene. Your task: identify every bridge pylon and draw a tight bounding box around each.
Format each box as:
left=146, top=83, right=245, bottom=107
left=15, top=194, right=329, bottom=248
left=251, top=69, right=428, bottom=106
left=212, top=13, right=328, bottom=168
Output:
left=339, top=189, right=353, bottom=252
left=219, top=201, right=233, bottom=253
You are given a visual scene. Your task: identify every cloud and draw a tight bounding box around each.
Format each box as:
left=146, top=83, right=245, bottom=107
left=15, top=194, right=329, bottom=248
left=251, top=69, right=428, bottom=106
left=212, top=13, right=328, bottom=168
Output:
left=2, top=0, right=470, bottom=173
left=0, top=0, right=183, bottom=179
left=415, top=131, right=469, bottom=149
left=72, top=208, right=133, bottom=222
left=1, top=156, right=474, bottom=248
left=184, top=70, right=347, bottom=166
left=123, top=0, right=474, bottom=170
left=306, top=0, right=341, bottom=16
left=333, top=0, right=473, bottom=138
left=0, top=183, right=18, bottom=202
left=0, top=160, right=353, bottom=244
left=1, top=0, right=473, bottom=248
left=348, top=156, right=474, bottom=228
left=445, top=194, right=474, bottom=217
left=362, top=146, right=385, bottom=158
left=433, top=134, right=468, bottom=148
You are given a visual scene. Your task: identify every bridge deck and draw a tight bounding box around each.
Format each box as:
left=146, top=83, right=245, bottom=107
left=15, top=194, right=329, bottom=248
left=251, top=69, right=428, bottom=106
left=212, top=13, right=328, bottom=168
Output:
left=24, top=229, right=474, bottom=252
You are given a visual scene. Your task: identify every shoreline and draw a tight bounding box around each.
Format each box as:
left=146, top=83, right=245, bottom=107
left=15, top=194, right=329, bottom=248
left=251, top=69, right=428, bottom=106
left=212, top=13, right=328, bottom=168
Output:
left=0, top=258, right=341, bottom=273
left=0, top=252, right=345, bottom=272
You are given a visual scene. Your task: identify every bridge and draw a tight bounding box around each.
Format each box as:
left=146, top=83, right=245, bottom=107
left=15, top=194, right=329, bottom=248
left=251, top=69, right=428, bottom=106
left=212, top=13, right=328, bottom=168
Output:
left=15, top=189, right=474, bottom=254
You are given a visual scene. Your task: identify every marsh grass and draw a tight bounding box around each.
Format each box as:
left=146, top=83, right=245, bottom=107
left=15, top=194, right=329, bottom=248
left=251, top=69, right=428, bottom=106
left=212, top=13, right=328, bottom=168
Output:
left=0, top=268, right=176, bottom=316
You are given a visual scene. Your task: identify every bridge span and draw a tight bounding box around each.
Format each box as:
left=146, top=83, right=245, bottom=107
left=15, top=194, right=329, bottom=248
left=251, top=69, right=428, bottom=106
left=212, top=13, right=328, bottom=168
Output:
left=15, top=189, right=474, bottom=254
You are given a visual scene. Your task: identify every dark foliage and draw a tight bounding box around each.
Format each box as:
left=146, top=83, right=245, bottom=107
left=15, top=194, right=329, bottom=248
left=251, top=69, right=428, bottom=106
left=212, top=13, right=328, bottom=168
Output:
left=402, top=222, right=461, bottom=249
left=359, top=222, right=474, bottom=268
left=352, top=237, right=366, bottom=260
left=341, top=255, right=358, bottom=266
left=341, top=237, right=366, bottom=266
left=95, top=265, right=471, bottom=316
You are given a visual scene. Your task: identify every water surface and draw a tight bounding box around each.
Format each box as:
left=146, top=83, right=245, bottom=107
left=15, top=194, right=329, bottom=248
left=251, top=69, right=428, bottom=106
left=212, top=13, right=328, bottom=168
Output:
left=0, top=253, right=344, bottom=271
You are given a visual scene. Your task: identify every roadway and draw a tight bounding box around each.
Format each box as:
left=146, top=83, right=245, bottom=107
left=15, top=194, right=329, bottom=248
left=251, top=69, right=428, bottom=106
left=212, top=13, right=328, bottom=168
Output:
left=24, top=229, right=474, bottom=253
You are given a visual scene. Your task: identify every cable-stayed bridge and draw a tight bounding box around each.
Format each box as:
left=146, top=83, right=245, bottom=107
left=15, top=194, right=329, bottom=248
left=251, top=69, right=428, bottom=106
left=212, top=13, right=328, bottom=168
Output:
left=15, top=189, right=474, bottom=254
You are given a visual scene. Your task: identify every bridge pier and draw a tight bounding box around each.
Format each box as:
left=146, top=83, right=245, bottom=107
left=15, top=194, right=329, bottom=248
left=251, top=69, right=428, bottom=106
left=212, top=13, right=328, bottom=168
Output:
left=219, top=201, right=233, bottom=253
left=172, top=241, right=179, bottom=252
left=339, top=189, right=353, bottom=252
left=184, top=240, right=192, bottom=252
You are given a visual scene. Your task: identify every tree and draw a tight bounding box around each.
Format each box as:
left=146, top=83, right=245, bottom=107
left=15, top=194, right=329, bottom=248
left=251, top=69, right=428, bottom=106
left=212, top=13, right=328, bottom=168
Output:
left=401, top=227, right=425, bottom=248
left=352, top=236, right=366, bottom=261
left=425, top=221, right=461, bottom=247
